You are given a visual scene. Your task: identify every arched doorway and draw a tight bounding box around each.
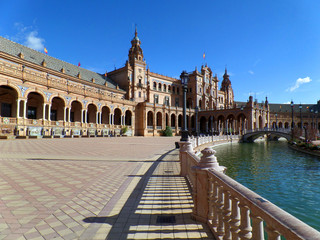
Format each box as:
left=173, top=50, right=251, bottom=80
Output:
left=114, top=108, right=122, bottom=125
left=87, top=104, right=97, bottom=123
left=178, top=114, right=182, bottom=128
left=125, top=110, right=132, bottom=126
left=156, top=112, right=162, bottom=129
left=70, top=100, right=82, bottom=122
left=26, top=92, right=44, bottom=119
left=101, top=106, right=110, bottom=124
left=147, top=111, right=153, bottom=128
left=51, top=97, right=65, bottom=121
left=0, top=85, right=18, bottom=118
left=171, top=114, right=176, bottom=128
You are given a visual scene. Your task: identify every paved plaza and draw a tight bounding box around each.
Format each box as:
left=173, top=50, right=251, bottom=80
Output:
left=0, top=137, right=213, bottom=239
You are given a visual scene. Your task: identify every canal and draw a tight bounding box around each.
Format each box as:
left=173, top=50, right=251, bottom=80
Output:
left=213, top=140, right=320, bottom=231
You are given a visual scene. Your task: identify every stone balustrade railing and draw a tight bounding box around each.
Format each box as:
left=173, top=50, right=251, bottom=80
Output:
left=188, top=135, right=239, bottom=149
left=179, top=139, right=320, bottom=240
left=244, top=128, right=291, bottom=134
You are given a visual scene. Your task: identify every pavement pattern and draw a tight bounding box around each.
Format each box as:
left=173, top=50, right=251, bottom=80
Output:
left=0, top=137, right=213, bottom=239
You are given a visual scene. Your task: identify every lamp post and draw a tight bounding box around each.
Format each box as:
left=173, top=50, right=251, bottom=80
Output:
left=291, top=101, right=294, bottom=139
left=275, top=113, right=278, bottom=130
left=299, top=104, right=302, bottom=130
left=180, top=70, right=189, bottom=141
left=195, top=106, right=199, bottom=136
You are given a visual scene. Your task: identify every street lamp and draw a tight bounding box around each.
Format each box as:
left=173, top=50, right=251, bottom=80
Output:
left=275, top=113, right=278, bottom=130
left=299, top=104, right=302, bottom=130
left=180, top=70, right=189, bottom=141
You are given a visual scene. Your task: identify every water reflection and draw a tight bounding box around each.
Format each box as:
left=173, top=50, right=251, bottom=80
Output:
left=213, top=141, right=320, bottom=231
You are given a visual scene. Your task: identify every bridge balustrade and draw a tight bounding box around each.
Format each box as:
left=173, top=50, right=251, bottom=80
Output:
left=179, top=137, right=320, bottom=239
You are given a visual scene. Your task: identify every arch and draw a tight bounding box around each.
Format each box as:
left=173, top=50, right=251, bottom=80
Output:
left=178, top=114, right=183, bottom=128
left=168, top=85, right=171, bottom=92
left=171, top=113, right=176, bottom=128
left=158, top=83, right=162, bottom=91
left=87, top=103, right=97, bottom=123
left=153, top=82, right=156, bottom=90
left=70, top=100, right=82, bottom=122
left=26, top=92, right=44, bottom=119
left=125, top=110, right=132, bottom=126
left=51, top=97, right=65, bottom=121
left=0, top=83, right=22, bottom=98
left=156, top=112, right=162, bottom=128
left=163, top=84, right=167, bottom=92
left=0, top=85, right=18, bottom=118
left=101, top=106, right=110, bottom=124
left=147, top=111, right=153, bottom=127
left=279, top=122, right=283, bottom=128
left=258, top=115, right=263, bottom=129
left=114, top=108, right=122, bottom=125
left=284, top=122, right=289, bottom=129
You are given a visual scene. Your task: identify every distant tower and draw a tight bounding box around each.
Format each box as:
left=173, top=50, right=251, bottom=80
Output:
left=221, top=68, right=234, bottom=108
left=128, top=27, right=144, bottom=66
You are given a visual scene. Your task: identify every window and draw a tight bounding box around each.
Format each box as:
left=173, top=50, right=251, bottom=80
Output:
left=177, top=87, right=180, bottom=94
left=163, top=85, right=166, bottom=92
left=164, top=96, right=170, bottom=106
left=27, top=106, right=37, bottom=119
left=154, top=94, right=159, bottom=104
left=175, top=97, right=179, bottom=107
left=153, top=82, right=156, bottom=90
left=172, top=86, right=175, bottom=93
left=168, top=85, right=171, bottom=92
left=139, top=91, right=141, bottom=98
left=158, top=83, right=162, bottom=91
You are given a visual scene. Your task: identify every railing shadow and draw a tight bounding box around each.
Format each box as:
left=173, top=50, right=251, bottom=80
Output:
left=82, top=148, right=213, bottom=239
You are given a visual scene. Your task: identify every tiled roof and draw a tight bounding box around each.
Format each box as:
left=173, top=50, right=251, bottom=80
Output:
left=0, top=36, right=123, bottom=91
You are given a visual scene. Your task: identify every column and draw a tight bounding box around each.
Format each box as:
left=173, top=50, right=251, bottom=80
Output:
left=23, top=100, right=27, bottom=119
left=96, top=112, right=99, bottom=124
left=63, top=107, right=67, bottom=122
left=68, top=108, right=71, bottom=122
left=81, top=109, right=84, bottom=123
left=43, top=103, right=46, bottom=120
left=109, top=113, right=112, bottom=125
left=16, top=99, right=21, bottom=118
left=48, top=104, right=51, bottom=121
left=123, top=115, right=126, bottom=126
left=99, top=112, right=102, bottom=124
left=120, top=115, right=123, bottom=125
left=112, top=114, right=114, bottom=125
left=85, top=110, right=88, bottom=123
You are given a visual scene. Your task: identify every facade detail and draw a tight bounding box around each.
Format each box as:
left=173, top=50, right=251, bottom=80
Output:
left=1, top=30, right=316, bottom=139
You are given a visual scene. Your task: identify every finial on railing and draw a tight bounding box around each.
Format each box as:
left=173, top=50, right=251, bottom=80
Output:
left=179, top=139, right=194, bottom=153
left=199, top=148, right=226, bottom=173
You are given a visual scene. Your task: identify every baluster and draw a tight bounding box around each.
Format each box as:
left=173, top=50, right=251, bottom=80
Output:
left=217, top=185, right=225, bottom=239
left=238, top=203, right=252, bottom=239
left=223, top=190, right=232, bottom=240
left=229, top=196, right=240, bottom=240
left=212, top=181, right=219, bottom=232
left=208, top=176, right=214, bottom=222
left=265, top=225, right=281, bottom=240
left=251, top=213, right=264, bottom=240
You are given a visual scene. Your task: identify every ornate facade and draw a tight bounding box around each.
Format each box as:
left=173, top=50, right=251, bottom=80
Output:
left=0, top=30, right=271, bottom=138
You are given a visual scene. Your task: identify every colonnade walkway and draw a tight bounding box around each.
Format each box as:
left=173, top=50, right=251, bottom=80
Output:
left=0, top=137, right=213, bottom=239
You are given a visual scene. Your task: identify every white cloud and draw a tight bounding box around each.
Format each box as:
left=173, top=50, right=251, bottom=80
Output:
left=25, top=31, right=45, bottom=51
left=10, top=23, right=45, bottom=51
left=287, top=77, right=312, bottom=92
left=248, top=70, right=254, bottom=75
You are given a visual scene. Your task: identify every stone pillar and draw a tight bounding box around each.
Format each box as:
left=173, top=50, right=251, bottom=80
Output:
left=81, top=109, right=84, bottom=123
left=99, top=112, right=102, bottom=124
left=96, top=112, right=99, bottom=124
left=63, top=107, right=67, bottom=122
left=16, top=99, right=21, bottom=118
left=48, top=104, right=51, bottom=121
left=85, top=110, right=88, bottom=123
left=42, top=103, right=46, bottom=120
left=192, top=148, right=226, bottom=223
left=109, top=113, right=112, bottom=125
left=68, top=108, right=71, bottom=122
left=179, top=140, right=193, bottom=177
left=23, top=100, right=27, bottom=119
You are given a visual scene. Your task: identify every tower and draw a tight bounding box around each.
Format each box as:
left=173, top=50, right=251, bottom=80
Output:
left=221, top=68, right=234, bottom=108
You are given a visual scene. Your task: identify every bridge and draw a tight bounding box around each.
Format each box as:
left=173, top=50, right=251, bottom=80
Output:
left=241, top=128, right=292, bottom=142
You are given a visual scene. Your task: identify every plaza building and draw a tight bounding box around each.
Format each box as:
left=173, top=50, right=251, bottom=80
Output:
left=0, top=29, right=270, bottom=138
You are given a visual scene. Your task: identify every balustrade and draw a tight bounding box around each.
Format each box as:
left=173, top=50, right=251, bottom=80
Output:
left=179, top=137, right=320, bottom=239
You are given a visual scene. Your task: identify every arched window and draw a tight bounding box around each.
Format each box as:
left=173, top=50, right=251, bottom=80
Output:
left=153, top=82, right=156, bottom=90
left=158, top=83, right=162, bottom=91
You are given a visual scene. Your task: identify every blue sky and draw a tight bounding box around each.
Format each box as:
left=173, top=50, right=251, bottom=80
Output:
left=1, top=0, right=320, bottom=104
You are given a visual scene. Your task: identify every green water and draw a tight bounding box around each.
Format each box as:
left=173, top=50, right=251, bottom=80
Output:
left=213, top=141, right=320, bottom=231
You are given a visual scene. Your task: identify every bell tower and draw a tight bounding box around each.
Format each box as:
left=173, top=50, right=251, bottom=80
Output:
left=127, top=27, right=147, bottom=102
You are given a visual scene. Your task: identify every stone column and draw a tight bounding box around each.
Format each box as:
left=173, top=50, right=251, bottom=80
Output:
left=42, top=103, right=46, bottom=120
left=109, top=113, right=112, bottom=125
left=96, top=112, right=99, bottom=124
left=85, top=110, right=88, bottom=123
left=81, top=109, right=84, bottom=123
left=179, top=140, right=193, bottom=177
left=23, top=100, right=27, bottom=119
left=68, top=108, right=71, bottom=122
left=99, top=112, right=102, bottom=124
left=16, top=99, right=21, bottom=118
left=48, top=104, right=51, bottom=121
left=63, top=107, right=67, bottom=122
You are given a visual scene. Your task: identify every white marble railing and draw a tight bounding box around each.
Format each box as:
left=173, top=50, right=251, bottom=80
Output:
left=244, top=128, right=291, bottom=134
left=188, top=135, right=239, bottom=149
left=179, top=140, right=320, bottom=240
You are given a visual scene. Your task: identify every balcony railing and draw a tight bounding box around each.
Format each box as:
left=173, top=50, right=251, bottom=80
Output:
left=179, top=137, right=320, bottom=239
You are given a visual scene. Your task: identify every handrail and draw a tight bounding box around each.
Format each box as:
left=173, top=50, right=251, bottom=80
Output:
left=179, top=137, right=320, bottom=239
